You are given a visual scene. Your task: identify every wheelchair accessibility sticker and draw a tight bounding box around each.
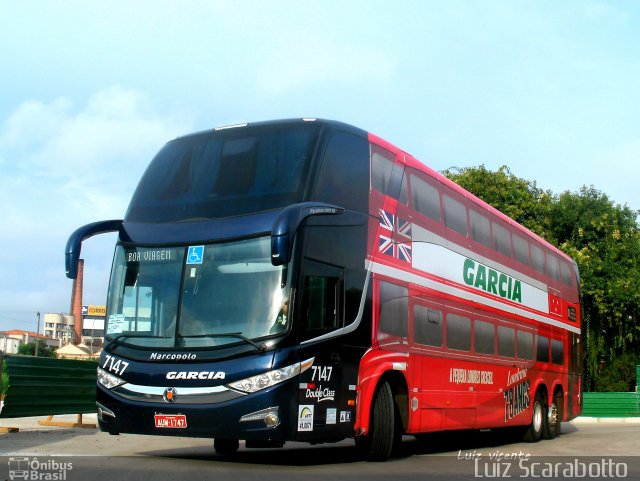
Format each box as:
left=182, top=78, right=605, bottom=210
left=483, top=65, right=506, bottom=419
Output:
left=187, top=246, right=204, bottom=264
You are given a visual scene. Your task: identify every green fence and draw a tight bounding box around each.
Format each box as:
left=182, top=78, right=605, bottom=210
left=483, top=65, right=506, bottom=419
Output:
left=0, top=354, right=98, bottom=418
left=581, top=364, right=640, bottom=418
left=582, top=392, right=640, bottom=417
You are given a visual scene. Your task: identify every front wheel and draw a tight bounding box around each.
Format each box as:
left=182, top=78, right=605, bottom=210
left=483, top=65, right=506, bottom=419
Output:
left=356, top=381, right=399, bottom=461
left=214, top=438, right=239, bottom=455
left=522, top=393, right=544, bottom=443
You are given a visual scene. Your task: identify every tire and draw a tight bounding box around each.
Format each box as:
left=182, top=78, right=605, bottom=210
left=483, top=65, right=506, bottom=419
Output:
left=357, top=381, right=398, bottom=461
left=523, top=393, right=544, bottom=443
left=214, top=438, right=239, bottom=455
left=543, top=392, right=562, bottom=439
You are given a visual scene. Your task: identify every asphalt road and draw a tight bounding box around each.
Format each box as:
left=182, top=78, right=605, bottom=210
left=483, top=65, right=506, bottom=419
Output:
left=1, top=416, right=640, bottom=481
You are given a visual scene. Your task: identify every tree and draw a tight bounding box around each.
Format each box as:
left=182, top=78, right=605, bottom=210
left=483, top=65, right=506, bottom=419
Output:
left=549, top=187, right=640, bottom=390
left=443, top=166, right=640, bottom=391
left=17, top=340, right=56, bottom=358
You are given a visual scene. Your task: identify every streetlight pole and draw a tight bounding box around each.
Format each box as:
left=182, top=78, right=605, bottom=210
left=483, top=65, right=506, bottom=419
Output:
left=35, top=311, right=40, bottom=357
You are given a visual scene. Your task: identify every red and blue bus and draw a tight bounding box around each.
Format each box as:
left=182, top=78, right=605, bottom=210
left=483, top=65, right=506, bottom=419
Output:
left=66, top=119, right=581, bottom=460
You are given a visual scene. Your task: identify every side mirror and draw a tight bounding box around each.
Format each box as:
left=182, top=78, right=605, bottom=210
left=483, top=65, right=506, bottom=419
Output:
left=271, top=202, right=344, bottom=266
left=65, top=220, right=123, bottom=279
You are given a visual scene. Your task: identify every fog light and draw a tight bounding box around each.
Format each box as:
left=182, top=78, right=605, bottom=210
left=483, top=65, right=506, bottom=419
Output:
left=239, top=406, right=280, bottom=428
left=96, top=402, right=115, bottom=422
left=264, top=413, right=279, bottom=427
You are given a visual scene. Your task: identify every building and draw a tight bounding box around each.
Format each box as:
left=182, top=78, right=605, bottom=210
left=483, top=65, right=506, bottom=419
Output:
left=56, top=342, right=100, bottom=360
left=0, top=330, right=60, bottom=354
left=43, top=313, right=75, bottom=344
left=0, top=333, right=21, bottom=354
left=81, top=305, right=106, bottom=349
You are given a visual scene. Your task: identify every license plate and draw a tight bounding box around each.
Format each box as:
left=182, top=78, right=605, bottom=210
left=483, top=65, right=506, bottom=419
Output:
left=154, top=414, right=187, bottom=428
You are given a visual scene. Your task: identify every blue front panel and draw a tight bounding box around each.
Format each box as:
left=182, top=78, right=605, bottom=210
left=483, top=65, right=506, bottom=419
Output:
left=97, top=349, right=301, bottom=441
left=97, top=381, right=298, bottom=441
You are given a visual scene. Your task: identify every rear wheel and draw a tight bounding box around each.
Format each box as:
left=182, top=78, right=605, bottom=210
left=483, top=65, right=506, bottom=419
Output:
left=214, top=438, right=239, bottom=455
left=357, top=381, right=399, bottom=461
left=523, top=393, right=544, bottom=443
left=543, top=392, right=562, bottom=439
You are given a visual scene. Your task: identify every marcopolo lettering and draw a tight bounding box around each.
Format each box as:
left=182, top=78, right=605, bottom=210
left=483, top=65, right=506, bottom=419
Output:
left=463, top=258, right=522, bottom=303
left=150, top=352, right=197, bottom=361
left=166, top=371, right=225, bottom=380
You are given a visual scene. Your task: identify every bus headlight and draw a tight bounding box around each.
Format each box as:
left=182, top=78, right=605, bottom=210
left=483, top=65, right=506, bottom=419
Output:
left=97, top=367, right=125, bottom=389
left=227, top=357, right=314, bottom=394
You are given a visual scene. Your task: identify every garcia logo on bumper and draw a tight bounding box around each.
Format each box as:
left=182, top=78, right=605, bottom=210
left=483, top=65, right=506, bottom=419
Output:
left=166, top=371, right=225, bottom=380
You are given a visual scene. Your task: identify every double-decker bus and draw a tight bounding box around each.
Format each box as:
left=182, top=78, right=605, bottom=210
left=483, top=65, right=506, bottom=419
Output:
left=66, top=119, right=581, bottom=460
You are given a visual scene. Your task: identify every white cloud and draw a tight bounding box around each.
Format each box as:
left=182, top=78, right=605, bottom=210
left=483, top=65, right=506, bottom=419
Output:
left=0, top=86, right=193, bottom=318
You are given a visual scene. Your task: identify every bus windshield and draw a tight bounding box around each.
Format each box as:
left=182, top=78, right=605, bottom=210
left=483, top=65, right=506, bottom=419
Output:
left=125, top=122, right=320, bottom=222
left=105, top=236, right=290, bottom=349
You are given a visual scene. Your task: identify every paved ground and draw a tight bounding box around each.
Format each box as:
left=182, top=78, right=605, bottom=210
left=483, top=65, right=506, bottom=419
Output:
left=1, top=415, right=640, bottom=480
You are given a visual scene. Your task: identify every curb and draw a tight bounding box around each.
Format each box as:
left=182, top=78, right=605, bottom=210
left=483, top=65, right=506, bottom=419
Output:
left=571, top=416, right=640, bottom=425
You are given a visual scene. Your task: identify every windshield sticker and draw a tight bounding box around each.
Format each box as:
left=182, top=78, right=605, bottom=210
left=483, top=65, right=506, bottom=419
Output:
left=127, top=249, right=176, bottom=263
left=107, top=314, right=125, bottom=334
left=187, top=246, right=204, bottom=264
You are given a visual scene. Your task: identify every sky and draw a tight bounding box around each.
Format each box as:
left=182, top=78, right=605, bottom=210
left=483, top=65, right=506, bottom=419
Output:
left=0, top=0, right=638, bottom=333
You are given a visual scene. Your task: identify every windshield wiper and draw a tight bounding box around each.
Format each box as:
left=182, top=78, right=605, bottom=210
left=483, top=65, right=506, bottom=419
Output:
left=107, top=333, right=171, bottom=347
left=179, top=332, right=267, bottom=352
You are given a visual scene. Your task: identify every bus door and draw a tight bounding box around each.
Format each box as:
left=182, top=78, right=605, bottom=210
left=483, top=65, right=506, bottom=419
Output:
left=568, top=332, right=582, bottom=418
left=410, top=300, right=449, bottom=433
left=295, top=258, right=355, bottom=439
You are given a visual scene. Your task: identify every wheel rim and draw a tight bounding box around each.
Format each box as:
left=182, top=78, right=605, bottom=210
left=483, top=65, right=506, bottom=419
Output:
left=548, top=402, right=558, bottom=426
left=532, top=402, right=543, bottom=432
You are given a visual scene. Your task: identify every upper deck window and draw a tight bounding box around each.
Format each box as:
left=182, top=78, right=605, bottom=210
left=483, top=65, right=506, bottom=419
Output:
left=313, top=131, right=369, bottom=212
left=469, top=210, right=491, bottom=247
left=513, top=234, right=531, bottom=266
left=371, top=147, right=395, bottom=195
left=126, top=122, right=320, bottom=222
left=560, top=261, right=575, bottom=287
left=492, top=221, right=512, bottom=258
left=531, top=243, right=545, bottom=274
left=546, top=253, right=560, bottom=281
left=443, top=195, right=468, bottom=237
left=411, top=175, right=441, bottom=222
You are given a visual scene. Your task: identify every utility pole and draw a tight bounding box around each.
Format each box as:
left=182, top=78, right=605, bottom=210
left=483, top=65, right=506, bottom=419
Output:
left=35, top=311, right=41, bottom=357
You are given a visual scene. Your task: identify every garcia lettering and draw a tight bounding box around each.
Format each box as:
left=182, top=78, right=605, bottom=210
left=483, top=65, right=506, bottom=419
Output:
left=463, top=258, right=522, bottom=303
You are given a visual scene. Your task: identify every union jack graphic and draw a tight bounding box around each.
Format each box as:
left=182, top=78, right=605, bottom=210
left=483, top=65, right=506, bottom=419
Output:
left=397, top=241, right=412, bottom=263
left=397, top=217, right=412, bottom=239
left=379, top=209, right=395, bottom=233
left=378, top=209, right=412, bottom=263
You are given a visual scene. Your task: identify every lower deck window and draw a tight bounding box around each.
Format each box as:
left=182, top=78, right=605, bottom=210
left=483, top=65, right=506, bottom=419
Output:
left=517, top=331, right=534, bottom=360
left=379, top=281, right=408, bottom=338
left=414, top=305, right=443, bottom=347
left=474, top=319, right=495, bottom=354
left=537, top=336, right=550, bottom=363
left=498, top=326, right=516, bottom=357
left=551, top=339, right=564, bottom=365
left=446, top=314, right=471, bottom=351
